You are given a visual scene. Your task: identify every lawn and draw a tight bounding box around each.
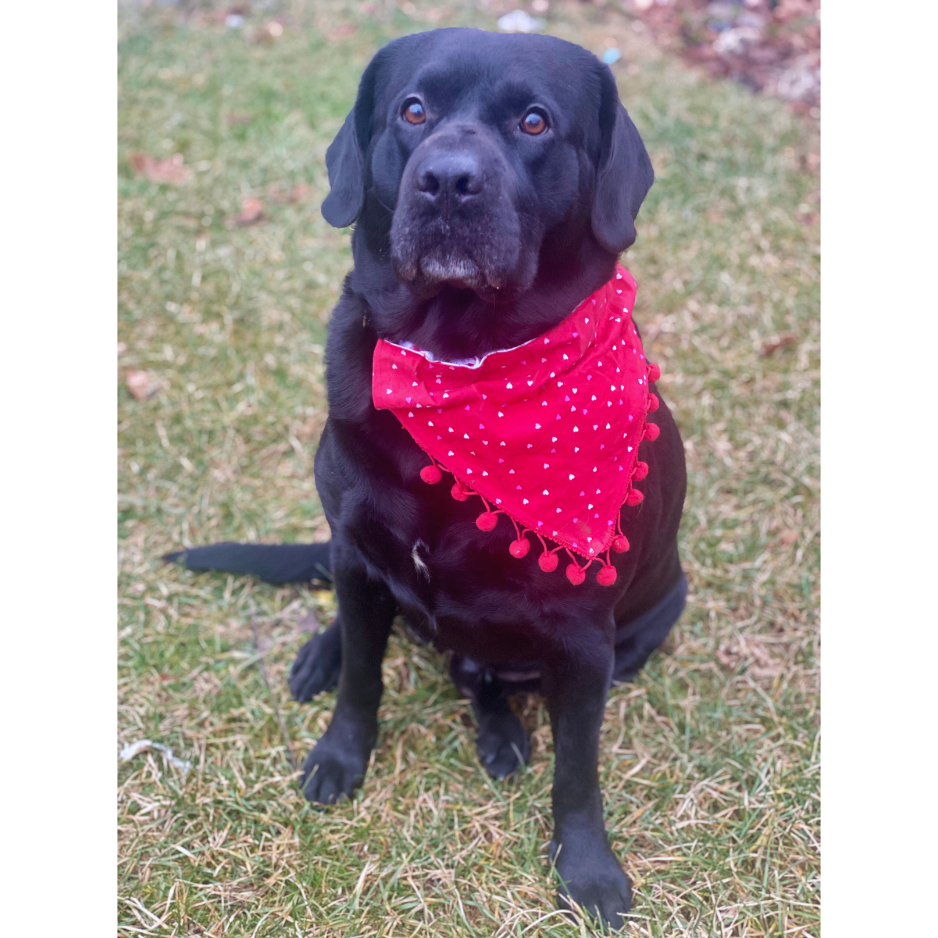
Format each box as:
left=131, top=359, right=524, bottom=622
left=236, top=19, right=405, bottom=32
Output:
left=117, top=1, right=819, bottom=935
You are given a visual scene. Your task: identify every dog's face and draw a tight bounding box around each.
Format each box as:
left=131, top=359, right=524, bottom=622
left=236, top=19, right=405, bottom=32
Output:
left=321, top=29, right=654, bottom=303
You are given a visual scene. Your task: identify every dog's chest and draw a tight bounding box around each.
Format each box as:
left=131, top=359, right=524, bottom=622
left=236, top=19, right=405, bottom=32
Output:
left=347, top=475, right=608, bottom=661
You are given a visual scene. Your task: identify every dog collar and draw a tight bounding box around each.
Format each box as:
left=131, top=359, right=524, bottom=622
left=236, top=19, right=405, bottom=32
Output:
left=372, top=264, right=661, bottom=586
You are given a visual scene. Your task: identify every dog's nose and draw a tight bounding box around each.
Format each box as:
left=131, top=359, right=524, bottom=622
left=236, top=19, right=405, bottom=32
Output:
left=415, top=151, right=484, bottom=202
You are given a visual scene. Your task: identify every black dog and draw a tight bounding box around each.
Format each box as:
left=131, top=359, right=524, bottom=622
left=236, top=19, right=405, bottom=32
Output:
left=167, top=28, right=686, bottom=928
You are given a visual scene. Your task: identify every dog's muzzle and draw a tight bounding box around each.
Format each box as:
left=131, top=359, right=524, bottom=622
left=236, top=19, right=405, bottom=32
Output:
left=390, top=124, right=522, bottom=296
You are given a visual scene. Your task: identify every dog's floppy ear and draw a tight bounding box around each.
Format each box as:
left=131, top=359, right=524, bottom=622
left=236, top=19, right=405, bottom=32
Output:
left=590, top=65, right=655, bottom=255
left=321, top=53, right=383, bottom=228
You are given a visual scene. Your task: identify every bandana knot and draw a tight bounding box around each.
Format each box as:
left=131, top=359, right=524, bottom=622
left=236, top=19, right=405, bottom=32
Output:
left=372, top=264, right=661, bottom=586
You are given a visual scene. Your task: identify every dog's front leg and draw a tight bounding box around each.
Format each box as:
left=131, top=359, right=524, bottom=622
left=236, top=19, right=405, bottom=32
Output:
left=544, top=630, right=632, bottom=929
left=299, top=558, right=395, bottom=804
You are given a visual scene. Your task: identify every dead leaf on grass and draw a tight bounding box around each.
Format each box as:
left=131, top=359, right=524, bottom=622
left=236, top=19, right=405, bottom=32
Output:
left=233, top=197, right=265, bottom=226
left=224, top=113, right=252, bottom=125
left=125, top=370, right=161, bottom=400
left=761, top=333, right=797, bottom=357
left=267, top=181, right=311, bottom=204
left=779, top=529, right=799, bottom=546
left=328, top=23, right=357, bottom=40
left=129, top=152, right=192, bottom=186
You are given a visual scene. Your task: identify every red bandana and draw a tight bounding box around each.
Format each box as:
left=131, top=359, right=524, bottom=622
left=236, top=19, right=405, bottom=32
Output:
left=372, top=264, right=661, bottom=586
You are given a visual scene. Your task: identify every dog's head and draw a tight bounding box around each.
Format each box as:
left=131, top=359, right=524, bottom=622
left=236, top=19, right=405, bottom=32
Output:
left=321, top=28, right=653, bottom=303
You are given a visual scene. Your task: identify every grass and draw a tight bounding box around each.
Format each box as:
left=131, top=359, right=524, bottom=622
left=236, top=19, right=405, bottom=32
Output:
left=117, top=1, right=819, bottom=935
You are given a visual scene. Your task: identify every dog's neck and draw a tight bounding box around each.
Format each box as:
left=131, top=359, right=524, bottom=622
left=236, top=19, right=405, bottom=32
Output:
left=349, top=202, right=619, bottom=363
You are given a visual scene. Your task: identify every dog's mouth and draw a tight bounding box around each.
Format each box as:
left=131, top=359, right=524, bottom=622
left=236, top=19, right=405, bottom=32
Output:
left=392, top=241, right=507, bottom=299
left=418, top=248, right=499, bottom=291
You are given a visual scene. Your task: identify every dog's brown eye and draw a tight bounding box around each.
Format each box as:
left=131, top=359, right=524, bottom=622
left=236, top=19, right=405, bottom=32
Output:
left=521, top=109, right=548, bottom=135
left=402, top=98, right=426, bottom=125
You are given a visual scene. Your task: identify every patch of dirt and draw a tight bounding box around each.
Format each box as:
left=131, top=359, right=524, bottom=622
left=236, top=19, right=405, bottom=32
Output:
left=622, top=0, right=820, bottom=117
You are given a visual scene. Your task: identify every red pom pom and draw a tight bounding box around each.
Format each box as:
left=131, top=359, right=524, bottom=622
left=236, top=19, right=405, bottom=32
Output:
left=632, top=461, right=649, bottom=481
left=647, top=393, right=660, bottom=413
left=539, top=551, right=559, bottom=573
left=648, top=362, right=661, bottom=383
left=420, top=464, right=441, bottom=484
left=476, top=512, right=498, bottom=531
left=612, top=535, right=630, bottom=553
left=509, top=538, right=530, bottom=559
left=625, top=488, right=644, bottom=506
left=597, top=565, right=618, bottom=587
left=451, top=483, right=469, bottom=501
left=566, top=563, right=586, bottom=586
left=644, top=422, right=660, bottom=441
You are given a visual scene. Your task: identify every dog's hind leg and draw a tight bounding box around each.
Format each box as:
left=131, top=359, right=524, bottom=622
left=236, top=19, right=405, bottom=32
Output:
left=450, top=656, right=530, bottom=779
left=611, top=573, right=687, bottom=685
left=289, top=618, right=342, bottom=702
left=474, top=678, right=531, bottom=779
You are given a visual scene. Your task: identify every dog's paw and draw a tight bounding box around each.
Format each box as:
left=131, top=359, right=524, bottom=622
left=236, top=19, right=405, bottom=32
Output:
left=552, top=841, right=633, bottom=931
left=476, top=711, right=530, bottom=779
left=289, top=623, right=341, bottom=702
left=299, top=735, right=369, bottom=805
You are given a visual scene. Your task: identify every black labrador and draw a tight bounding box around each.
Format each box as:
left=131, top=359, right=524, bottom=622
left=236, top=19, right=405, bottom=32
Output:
left=167, top=28, right=687, bottom=929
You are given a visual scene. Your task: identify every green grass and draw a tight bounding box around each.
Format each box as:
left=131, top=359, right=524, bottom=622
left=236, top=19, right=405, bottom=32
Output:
left=118, top=2, right=819, bottom=935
